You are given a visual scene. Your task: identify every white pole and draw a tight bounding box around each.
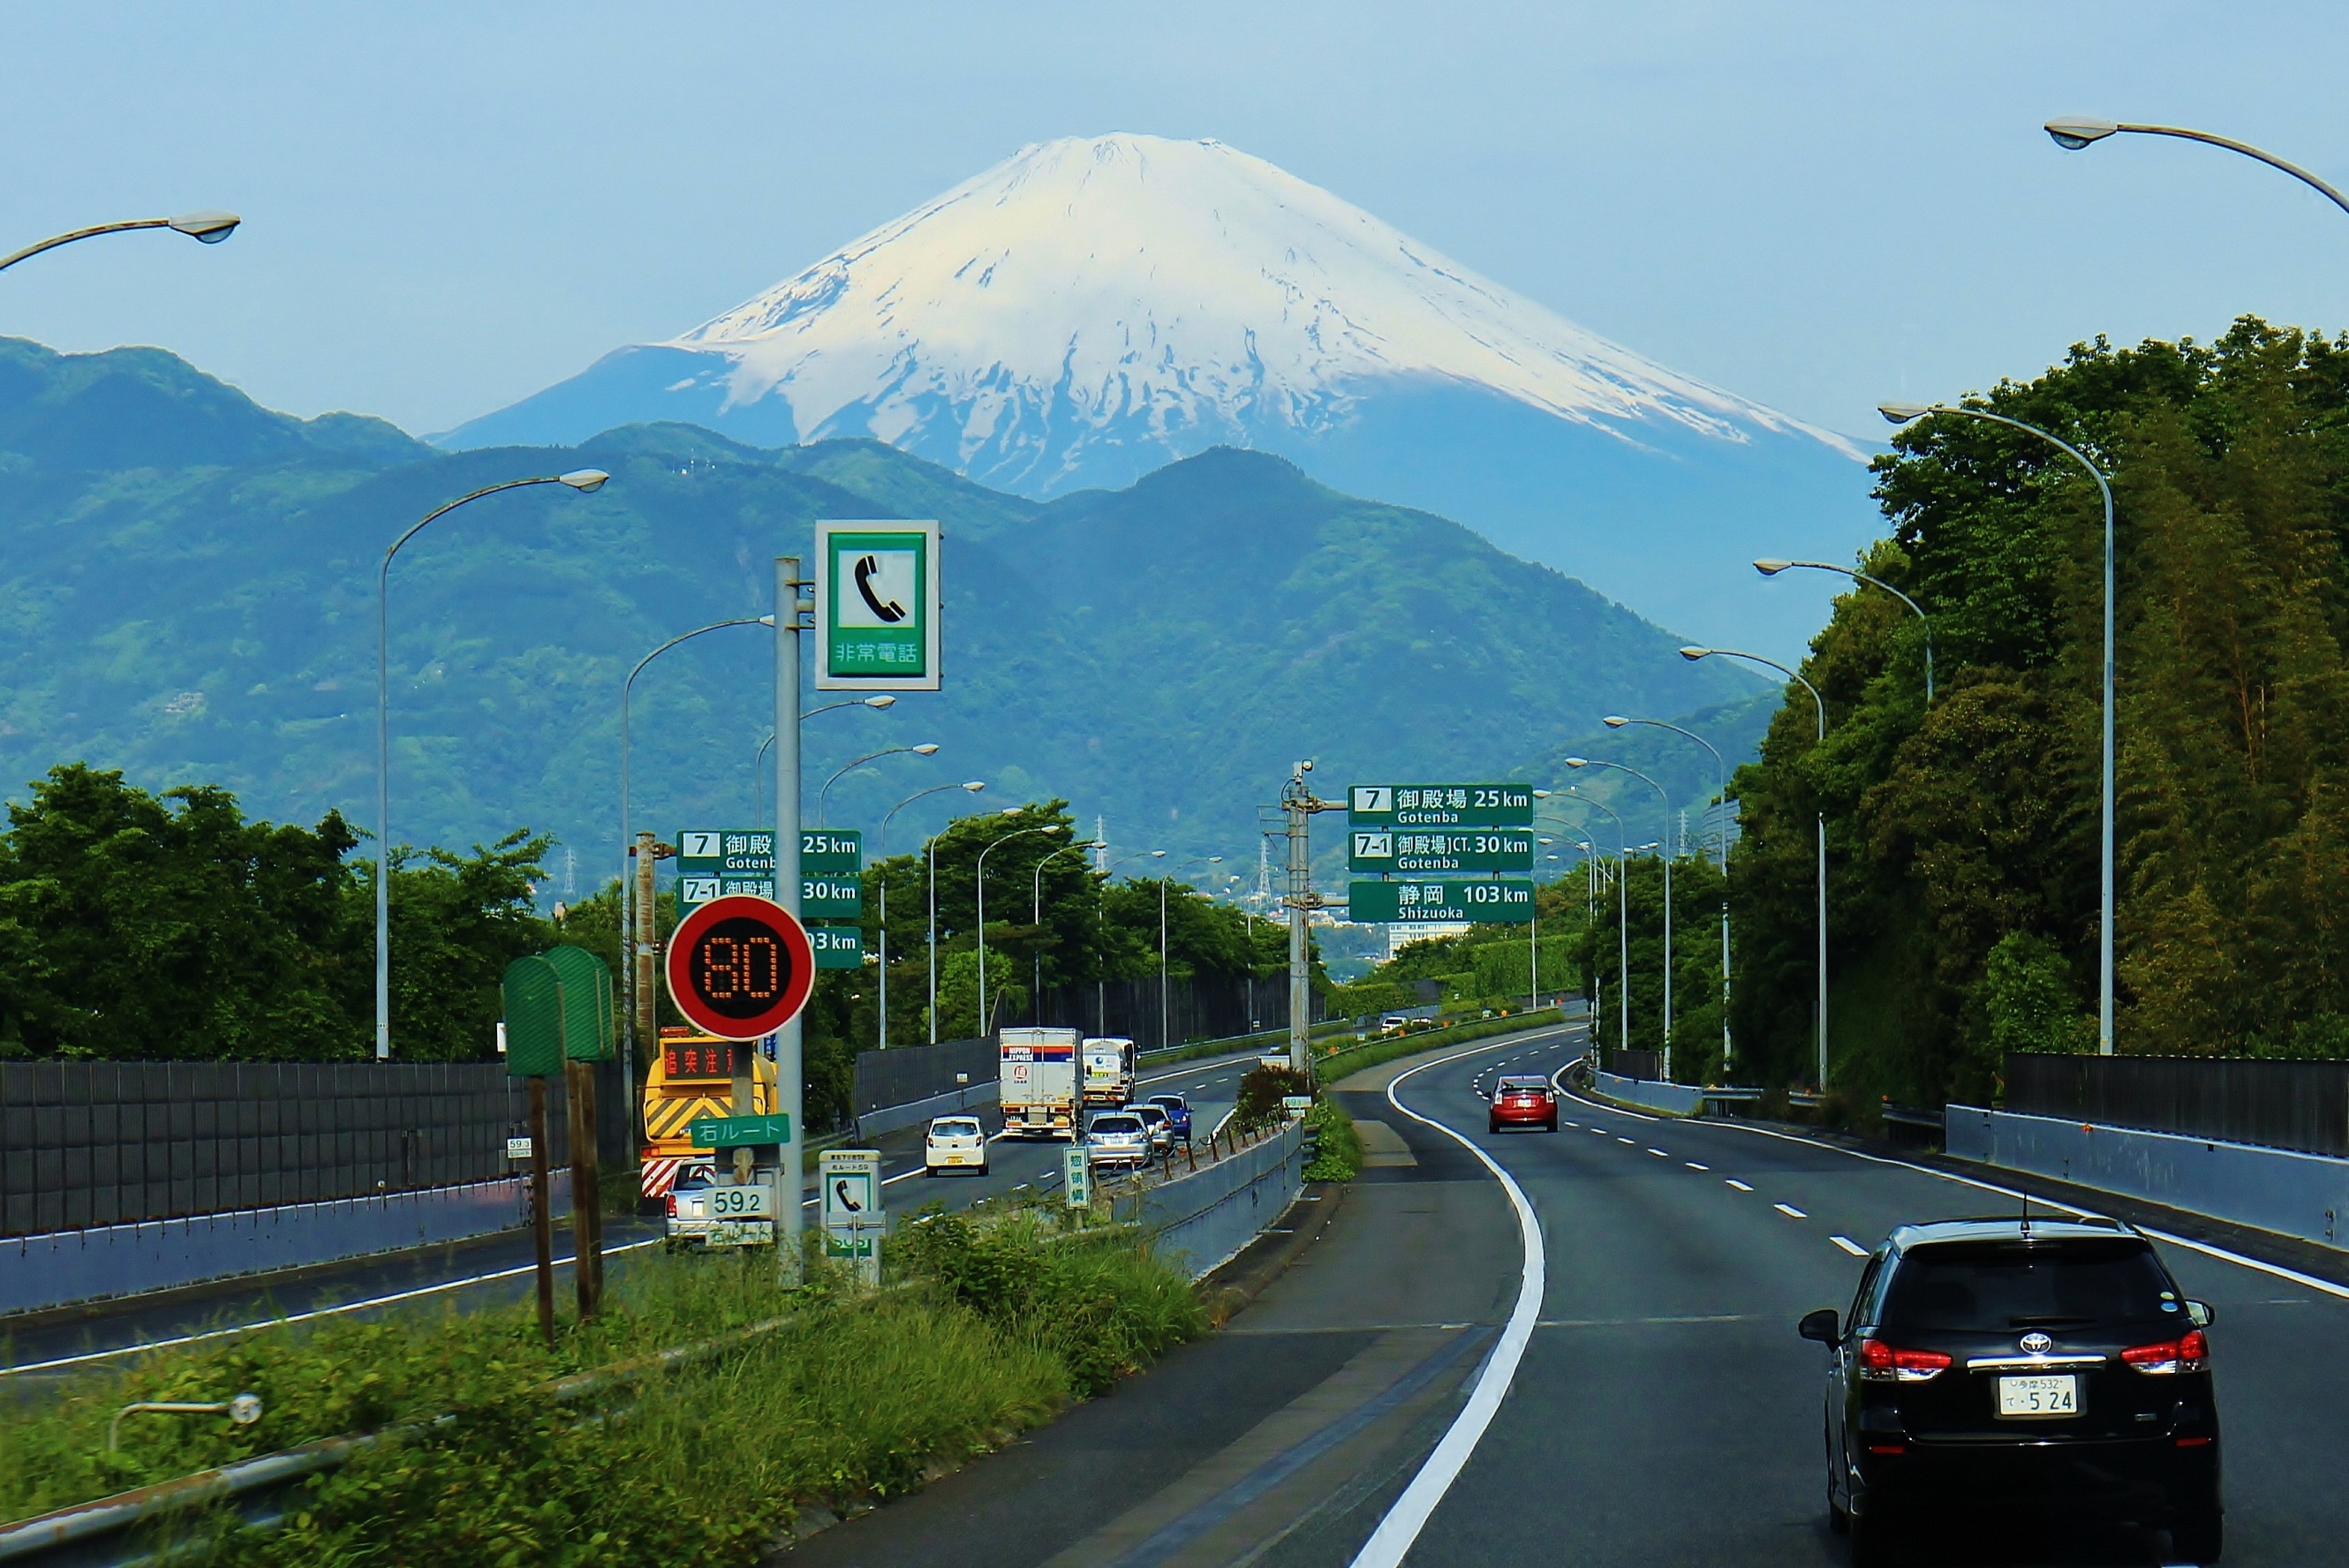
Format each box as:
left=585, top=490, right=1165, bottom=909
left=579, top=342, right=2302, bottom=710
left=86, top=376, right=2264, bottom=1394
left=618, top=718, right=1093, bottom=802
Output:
left=774, top=557, right=804, bottom=1265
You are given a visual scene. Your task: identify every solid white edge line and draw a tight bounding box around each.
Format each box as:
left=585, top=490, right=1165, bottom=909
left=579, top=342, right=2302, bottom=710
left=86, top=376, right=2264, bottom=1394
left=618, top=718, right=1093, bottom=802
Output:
left=4, top=1237, right=668, bottom=1377
left=1547, top=1078, right=2349, bottom=1300
left=1348, top=1031, right=1558, bottom=1568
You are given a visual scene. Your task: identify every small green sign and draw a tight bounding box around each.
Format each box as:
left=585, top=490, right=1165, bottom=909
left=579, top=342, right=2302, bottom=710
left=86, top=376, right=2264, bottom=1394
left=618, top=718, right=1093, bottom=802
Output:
left=811, top=926, right=864, bottom=969
left=688, top=1112, right=794, bottom=1149
left=501, top=954, right=565, bottom=1077
left=542, top=946, right=616, bottom=1062
left=816, top=521, right=940, bottom=691
left=823, top=1233, right=877, bottom=1258
left=801, top=875, right=862, bottom=918
left=798, top=829, right=862, bottom=874
left=1347, top=784, right=1533, bottom=828
left=1348, top=879, right=1535, bottom=923
left=675, top=829, right=775, bottom=873
left=1349, top=827, right=1534, bottom=874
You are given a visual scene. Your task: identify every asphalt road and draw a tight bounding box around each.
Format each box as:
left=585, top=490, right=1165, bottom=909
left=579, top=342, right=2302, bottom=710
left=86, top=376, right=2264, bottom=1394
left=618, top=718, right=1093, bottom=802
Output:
left=0, top=1045, right=1265, bottom=1386
left=1370, top=1038, right=2349, bottom=1568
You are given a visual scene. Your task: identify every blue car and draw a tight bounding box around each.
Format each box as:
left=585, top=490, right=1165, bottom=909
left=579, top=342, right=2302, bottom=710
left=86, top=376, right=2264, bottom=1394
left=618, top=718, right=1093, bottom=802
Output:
left=1145, top=1093, right=1192, bottom=1143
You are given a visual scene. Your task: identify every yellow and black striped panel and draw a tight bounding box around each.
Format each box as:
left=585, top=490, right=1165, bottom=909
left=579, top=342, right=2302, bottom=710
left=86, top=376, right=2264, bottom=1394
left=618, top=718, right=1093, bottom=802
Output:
left=646, top=1090, right=733, bottom=1143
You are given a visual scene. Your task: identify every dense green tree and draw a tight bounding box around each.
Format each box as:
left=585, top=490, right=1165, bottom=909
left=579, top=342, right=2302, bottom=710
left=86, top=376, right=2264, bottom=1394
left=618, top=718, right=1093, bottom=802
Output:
left=1731, top=319, right=2349, bottom=1104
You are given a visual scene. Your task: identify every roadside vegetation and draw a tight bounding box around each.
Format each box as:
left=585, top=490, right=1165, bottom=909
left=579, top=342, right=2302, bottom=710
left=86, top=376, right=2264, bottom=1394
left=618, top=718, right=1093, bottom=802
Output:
left=0, top=1222, right=1203, bottom=1564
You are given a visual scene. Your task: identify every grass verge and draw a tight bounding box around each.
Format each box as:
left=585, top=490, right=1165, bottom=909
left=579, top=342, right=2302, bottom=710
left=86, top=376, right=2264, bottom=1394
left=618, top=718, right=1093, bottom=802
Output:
left=1313, top=1007, right=1568, bottom=1086
left=1, top=1216, right=1205, bottom=1564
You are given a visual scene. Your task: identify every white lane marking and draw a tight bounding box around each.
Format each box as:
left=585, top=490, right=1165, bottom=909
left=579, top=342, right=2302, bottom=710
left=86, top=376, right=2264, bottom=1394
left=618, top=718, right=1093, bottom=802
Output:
left=1646, top=1149, right=1670, bottom=1158
left=1616, top=1137, right=1635, bottom=1145
left=1562, top=1120, right=1579, bottom=1128
left=2140, top=1226, right=2349, bottom=1301
left=1727, top=1180, right=1755, bottom=1192
left=1685, top=1161, right=1709, bottom=1171
left=1831, top=1235, right=1868, bottom=1256
left=2, top=1237, right=667, bottom=1377
left=1774, top=1203, right=1808, bottom=1219
left=1350, top=1036, right=1553, bottom=1568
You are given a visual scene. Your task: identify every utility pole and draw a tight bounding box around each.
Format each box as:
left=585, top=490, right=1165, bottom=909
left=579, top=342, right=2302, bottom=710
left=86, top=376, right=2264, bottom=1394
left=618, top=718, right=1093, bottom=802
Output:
left=774, top=556, right=808, bottom=1270
left=631, top=833, right=668, bottom=1067
left=1281, top=761, right=1336, bottom=1074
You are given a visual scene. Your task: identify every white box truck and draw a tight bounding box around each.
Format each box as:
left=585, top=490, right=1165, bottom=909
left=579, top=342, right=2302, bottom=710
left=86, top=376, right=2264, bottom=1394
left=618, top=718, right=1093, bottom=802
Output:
left=1082, top=1036, right=1137, bottom=1105
left=999, top=1026, right=1082, bottom=1140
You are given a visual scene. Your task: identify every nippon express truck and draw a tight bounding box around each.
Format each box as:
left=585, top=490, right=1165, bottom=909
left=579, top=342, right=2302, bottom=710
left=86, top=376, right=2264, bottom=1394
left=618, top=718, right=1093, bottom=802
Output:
left=1082, top=1036, right=1137, bottom=1105
left=999, top=1026, right=1081, bottom=1139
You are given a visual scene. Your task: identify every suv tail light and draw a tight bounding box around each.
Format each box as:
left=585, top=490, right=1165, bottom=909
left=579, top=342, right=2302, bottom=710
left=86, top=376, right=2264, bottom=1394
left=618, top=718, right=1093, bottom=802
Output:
left=665, top=1193, right=678, bottom=1218
left=2122, top=1329, right=2208, bottom=1375
left=1858, top=1338, right=1952, bottom=1383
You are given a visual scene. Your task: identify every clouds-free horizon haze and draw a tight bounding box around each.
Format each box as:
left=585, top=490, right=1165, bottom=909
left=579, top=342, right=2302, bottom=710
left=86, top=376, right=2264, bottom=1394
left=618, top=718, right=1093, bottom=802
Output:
left=3, top=2, right=2345, bottom=448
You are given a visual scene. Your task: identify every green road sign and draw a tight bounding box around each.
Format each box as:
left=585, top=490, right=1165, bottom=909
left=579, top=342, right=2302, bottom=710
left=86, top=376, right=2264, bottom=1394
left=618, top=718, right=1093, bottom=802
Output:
left=541, top=945, right=615, bottom=1061
left=801, top=875, right=861, bottom=918
left=1348, top=879, right=1535, bottom=923
left=816, top=520, right=941, bottom=691
left=687, top=1112, right=793, bottom=1149
left=798, top=829, right=862, bottom=874
left=1349, top=827, right=1534, bottom=874
left=676, top=829, right=776, bottom=873
left=811, top=925, right=864, bottom=969
left=1347, top=784, right=1532, bottom=827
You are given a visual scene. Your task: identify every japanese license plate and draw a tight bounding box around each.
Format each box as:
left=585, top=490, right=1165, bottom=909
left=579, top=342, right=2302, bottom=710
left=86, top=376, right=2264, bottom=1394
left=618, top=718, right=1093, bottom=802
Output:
left=1997, top=1374, right=2079, bottom=1417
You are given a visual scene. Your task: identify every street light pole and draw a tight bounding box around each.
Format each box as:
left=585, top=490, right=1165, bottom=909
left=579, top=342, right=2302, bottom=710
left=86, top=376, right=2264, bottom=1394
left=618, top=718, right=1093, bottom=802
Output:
left=0, top=211, right=241, bottom=275
left=617, top=614, right=773, bottom=1129
left=753, top=696, right=895, bottom=821
left=1565, top=758, right=1674, bottom=1078
left=880, top=781, right=986, bottom=1051
left=1755, top=560, right=1934, bottom=704
left=977, top=824, right=1065, bottom=1038
left=375, top=469, right=608, bottom=1060
left=1684, top=645, right=1830, bottom=1088
left=1605, top=714, right=1735, bottom=1075
left=816, top=743, right=940, bottom=828
left=1880, top=401, right=2115, bottom=1056
left=2044, top=117, right=2349, bottom=217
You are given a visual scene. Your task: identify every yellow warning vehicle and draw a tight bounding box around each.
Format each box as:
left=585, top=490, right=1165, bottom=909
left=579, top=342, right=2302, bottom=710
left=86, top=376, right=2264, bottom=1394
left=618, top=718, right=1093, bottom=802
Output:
left=639, top=1027, right=778, bottom=1198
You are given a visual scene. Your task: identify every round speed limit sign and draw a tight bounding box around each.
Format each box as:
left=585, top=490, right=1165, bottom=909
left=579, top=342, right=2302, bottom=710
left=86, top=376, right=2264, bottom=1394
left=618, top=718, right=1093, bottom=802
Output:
left=663, top=894, right=817, bottom=1040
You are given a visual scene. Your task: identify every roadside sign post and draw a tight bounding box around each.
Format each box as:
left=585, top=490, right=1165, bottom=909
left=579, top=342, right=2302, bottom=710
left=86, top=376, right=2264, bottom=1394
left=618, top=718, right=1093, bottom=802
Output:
left=1063, top=1143, right=1091, bottom=1210
left=820, top=1148, right=885, bottom=1286
left=543, top=946, right=615, bottom=1315
left=501, top=954, right=567, bottom=1346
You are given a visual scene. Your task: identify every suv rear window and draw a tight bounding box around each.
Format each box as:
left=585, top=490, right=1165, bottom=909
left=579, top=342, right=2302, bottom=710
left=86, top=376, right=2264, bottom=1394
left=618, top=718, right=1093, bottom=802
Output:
left=1882, top=1239, right=2173, bottom=1332
left=1091, top=1115, right=1142, bottom=1133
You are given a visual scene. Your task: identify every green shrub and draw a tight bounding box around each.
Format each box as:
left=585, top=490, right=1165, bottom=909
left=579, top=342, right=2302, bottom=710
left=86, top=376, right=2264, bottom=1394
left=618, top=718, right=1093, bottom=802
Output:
left=1301, top=1097, right=1359, bottom=1181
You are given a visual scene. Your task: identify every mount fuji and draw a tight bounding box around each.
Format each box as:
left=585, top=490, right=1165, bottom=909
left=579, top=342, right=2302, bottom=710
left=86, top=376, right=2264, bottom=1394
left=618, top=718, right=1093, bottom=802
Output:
left=441, top=134, right=1878, bottom=650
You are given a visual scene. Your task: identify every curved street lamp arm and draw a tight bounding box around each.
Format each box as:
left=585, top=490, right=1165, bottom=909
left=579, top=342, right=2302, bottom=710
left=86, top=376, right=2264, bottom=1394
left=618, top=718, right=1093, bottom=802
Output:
left=1695, top=647, right=1825, bottom=741
left=2104, top=123, right=2349, bottom=217
left=0, top=214, right=240, bottom=274
left=1759, top=562, right=1933, bottom=703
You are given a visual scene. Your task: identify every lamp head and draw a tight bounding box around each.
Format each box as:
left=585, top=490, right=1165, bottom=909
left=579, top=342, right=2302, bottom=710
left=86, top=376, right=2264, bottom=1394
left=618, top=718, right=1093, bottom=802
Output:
left=756, top=615, right=775, bottom=626
left=864, top=695, right=896, bottom=709
left=962, top=780, right=986, bottom=791
left=1679, top=646, right=1712, bottom=661
left=1876, top=403, right=1931, bottom=425
left=166, top=211, right=240, bottom=243
left=1532, top=788, right=1552, bottom=798
left=1207, top=856, right=1223, bottom=863
left=1150, top=849, right=1167, bottom=858
left=1753, top=559, right=1793, bottom=576
left=911, top=743, right=940, bottom=755
left=556, top=469, right=610, bottom=493
left=1603, top=715, right=1629, bottom=728
left=1564, top=758, right=1590, bottom=769
left=2045, top=115, right=2120, bottom=150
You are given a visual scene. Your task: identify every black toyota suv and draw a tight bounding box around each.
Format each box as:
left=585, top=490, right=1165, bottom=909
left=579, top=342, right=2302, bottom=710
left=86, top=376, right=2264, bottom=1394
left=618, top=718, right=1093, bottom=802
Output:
left=1799, top=1217, right=2222, bottom=1564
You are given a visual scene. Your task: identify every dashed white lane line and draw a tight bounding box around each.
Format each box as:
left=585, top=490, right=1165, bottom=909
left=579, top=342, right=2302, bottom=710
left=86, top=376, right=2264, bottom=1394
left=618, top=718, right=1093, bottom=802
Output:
left=1616, top=1137, right=1635, bottom=1145
left=1831, top=1235, right=1869, bottom=1257
left=1774, top=1203, right=1809, bottom=1219
left=1685, top=1162, right=1709, bottom=1172
left=1646, top=1148, right=1670, bottom=1158
left=1726, top=1180, right=1755, bottom=1192
left=1562, top=1119, right=1580, bottom=1128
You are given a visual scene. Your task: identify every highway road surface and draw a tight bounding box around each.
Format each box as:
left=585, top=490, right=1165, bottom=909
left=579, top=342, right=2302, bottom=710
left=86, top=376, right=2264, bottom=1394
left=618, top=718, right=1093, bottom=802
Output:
left=786, top=1021, right=2349, bottom=1568
left=0, top=1044, right=1264, bottom=1388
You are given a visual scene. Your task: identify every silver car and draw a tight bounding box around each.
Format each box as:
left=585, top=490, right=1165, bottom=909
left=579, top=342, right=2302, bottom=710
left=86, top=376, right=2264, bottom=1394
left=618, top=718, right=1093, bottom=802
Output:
left=1131, top=1102, right=1174, bottom=1154
left=1084, top=1112, right=1151, bottom=1170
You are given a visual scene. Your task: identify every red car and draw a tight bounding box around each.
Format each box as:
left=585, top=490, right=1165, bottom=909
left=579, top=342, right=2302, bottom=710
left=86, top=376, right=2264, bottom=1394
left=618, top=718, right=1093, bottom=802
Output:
left=1489, top=1074, right=1558, bottom=1133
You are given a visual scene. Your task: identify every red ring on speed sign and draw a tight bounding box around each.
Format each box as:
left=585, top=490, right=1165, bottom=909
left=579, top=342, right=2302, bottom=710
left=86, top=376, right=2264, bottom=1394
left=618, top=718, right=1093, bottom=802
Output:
left=663, top=895, right=816, bottom=1040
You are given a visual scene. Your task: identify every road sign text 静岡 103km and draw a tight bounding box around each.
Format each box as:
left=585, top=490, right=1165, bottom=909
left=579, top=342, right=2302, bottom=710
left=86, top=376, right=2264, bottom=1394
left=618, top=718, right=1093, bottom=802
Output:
left=1348, top=879, right=1535, bottom=923
left=1348, top=784, right=1532, bottom=827
left=1350, top=827, right=1533, bottom=873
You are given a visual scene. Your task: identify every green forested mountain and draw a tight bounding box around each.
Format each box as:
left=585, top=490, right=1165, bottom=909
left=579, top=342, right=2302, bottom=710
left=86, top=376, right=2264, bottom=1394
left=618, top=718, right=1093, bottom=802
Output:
left=1728, top=319, right=2349, bottom=1105
left=0, top=335, right=1757, bottom=886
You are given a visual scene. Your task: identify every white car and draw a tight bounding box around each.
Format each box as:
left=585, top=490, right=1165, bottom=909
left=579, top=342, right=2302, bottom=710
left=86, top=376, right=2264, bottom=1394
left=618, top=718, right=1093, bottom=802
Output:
left=1084, top=1112, right=1152, bottom=1170
left=924, top=1116, right=990, bottom=1176
left=1130, top=1102, right=1174, bottom=1155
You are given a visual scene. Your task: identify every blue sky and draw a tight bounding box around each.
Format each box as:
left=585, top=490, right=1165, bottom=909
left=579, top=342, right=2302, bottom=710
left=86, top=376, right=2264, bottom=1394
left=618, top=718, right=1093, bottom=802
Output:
left=3, top=2, right=2345, bottom=443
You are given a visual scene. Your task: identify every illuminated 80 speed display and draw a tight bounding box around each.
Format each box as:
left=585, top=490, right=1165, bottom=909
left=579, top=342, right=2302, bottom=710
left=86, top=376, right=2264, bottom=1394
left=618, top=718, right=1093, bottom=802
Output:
left=663, top=894, right=816, bottom=1040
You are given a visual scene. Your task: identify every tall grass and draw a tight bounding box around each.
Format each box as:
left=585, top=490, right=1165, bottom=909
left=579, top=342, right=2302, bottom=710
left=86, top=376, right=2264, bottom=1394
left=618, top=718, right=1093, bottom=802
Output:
left=0, top=1220, right=1205, bottom=1564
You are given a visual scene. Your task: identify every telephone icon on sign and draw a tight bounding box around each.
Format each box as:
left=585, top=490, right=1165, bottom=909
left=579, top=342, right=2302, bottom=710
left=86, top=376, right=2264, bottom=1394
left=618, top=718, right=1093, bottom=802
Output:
left=854, top=554, right=907, bottom=622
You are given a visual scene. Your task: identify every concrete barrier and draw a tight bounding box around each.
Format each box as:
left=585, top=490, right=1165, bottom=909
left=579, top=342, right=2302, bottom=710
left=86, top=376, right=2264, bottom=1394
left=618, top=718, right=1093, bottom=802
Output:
left=1, top=1171, right=570, bottom=1317
left=1945, top=1104, right=2349, bottom=1250
left=856, top=1081, right=1001, bottom=1142
left=1136, top=1121, right=1304, bottom=1279
left=1590, top=1071, right=1707, bottom=1116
